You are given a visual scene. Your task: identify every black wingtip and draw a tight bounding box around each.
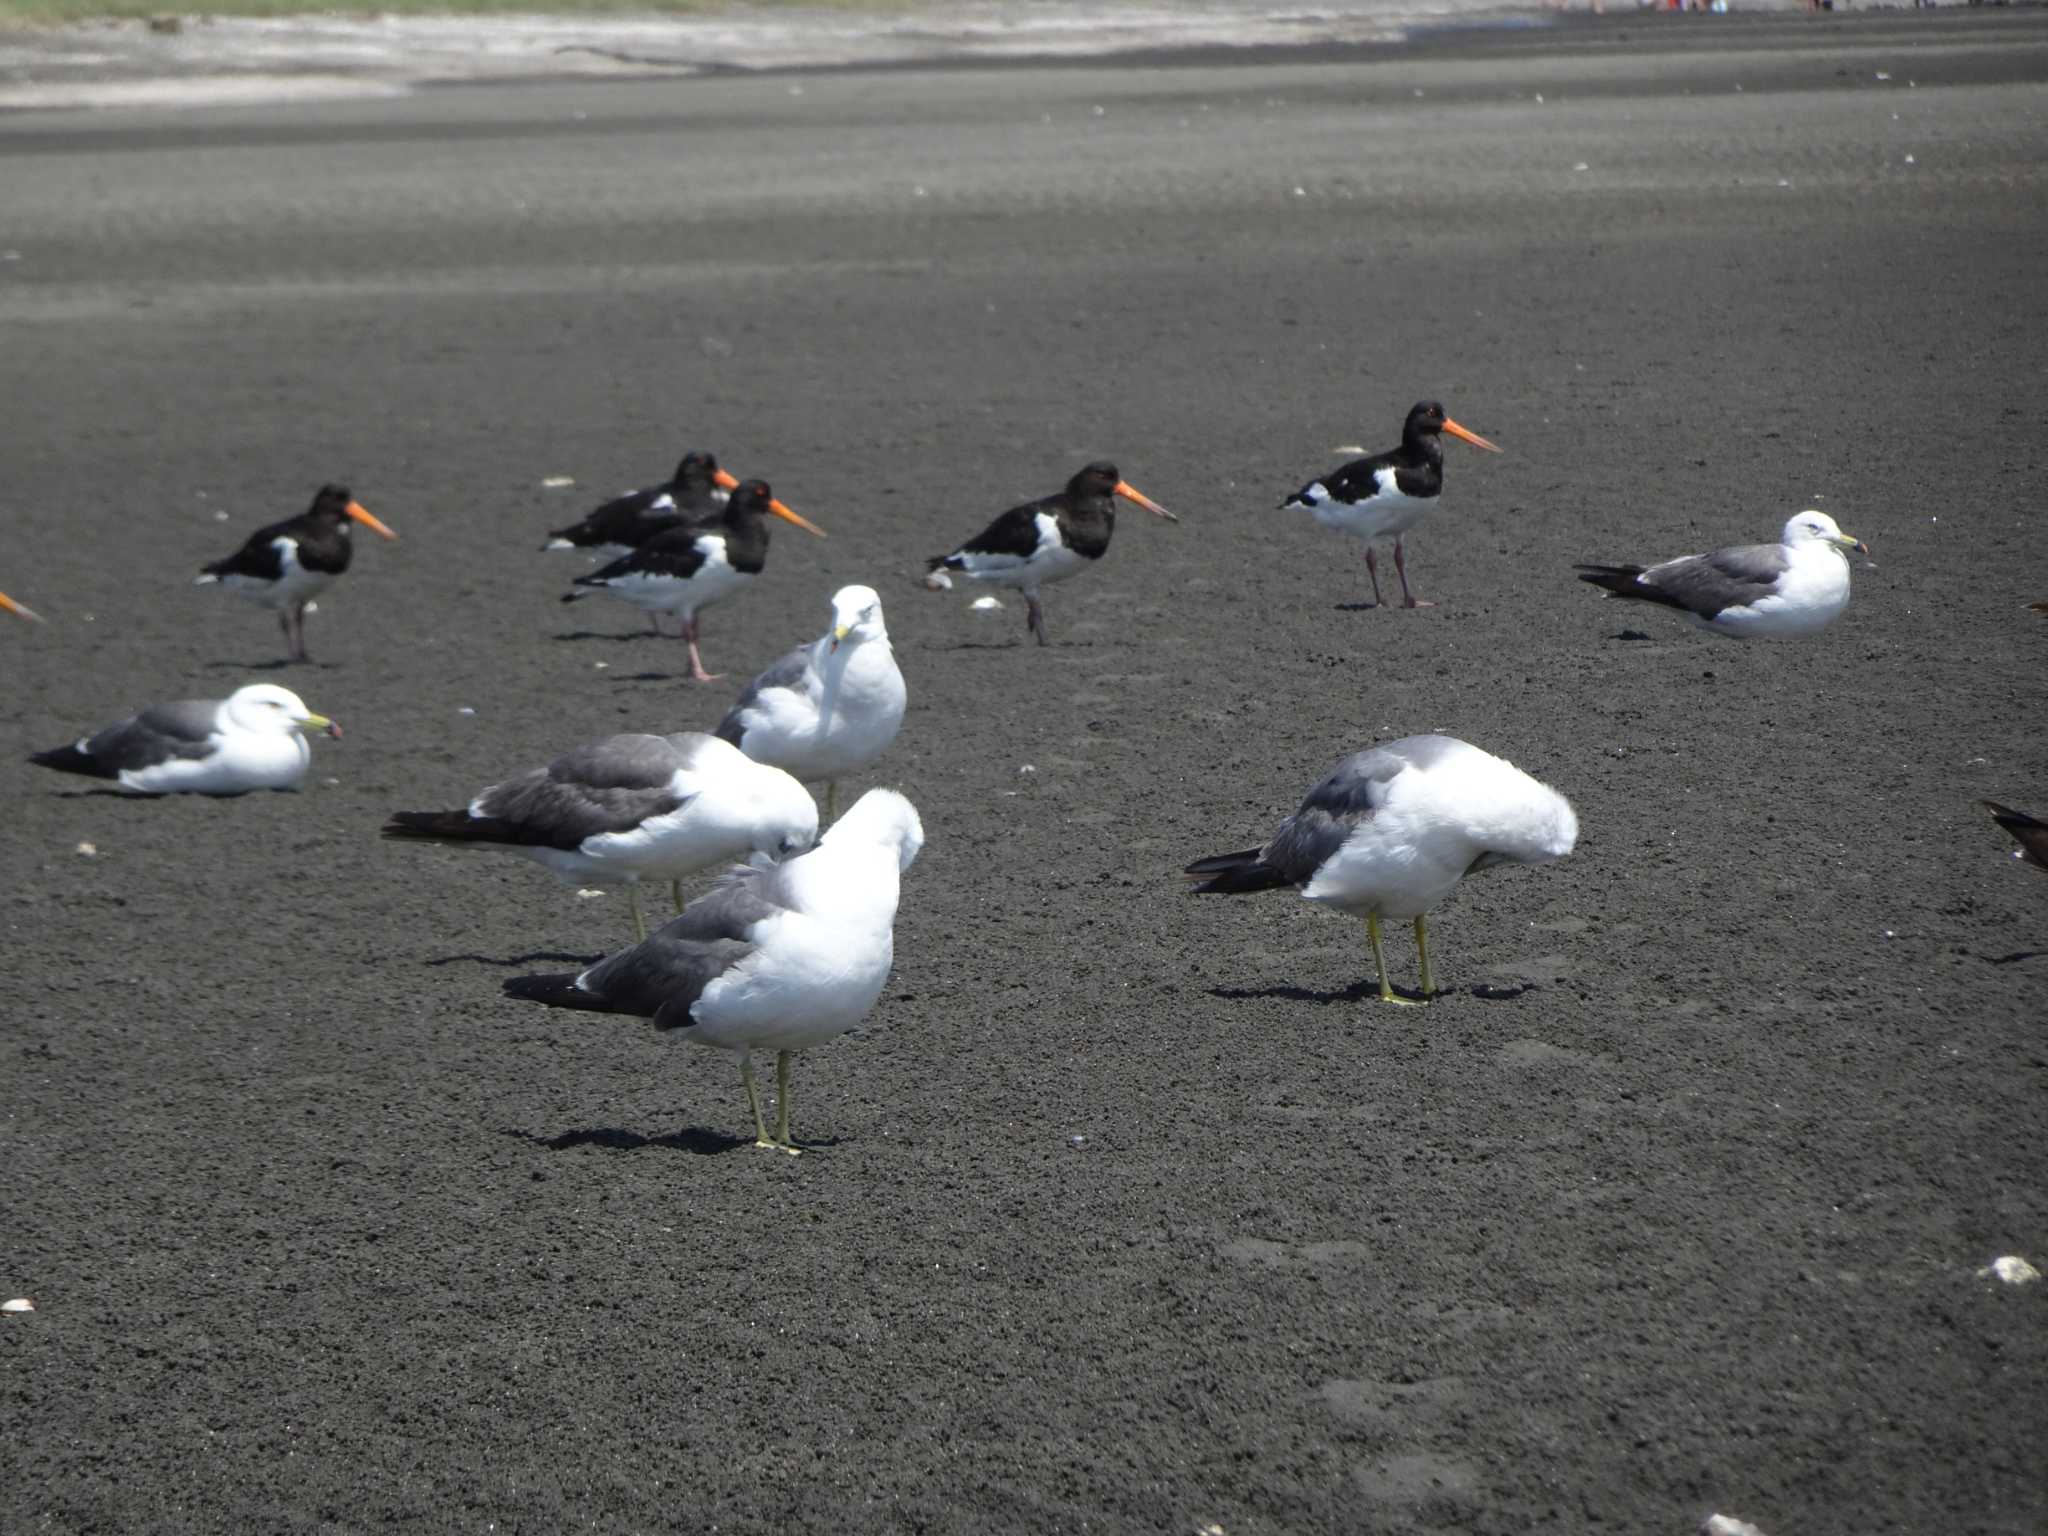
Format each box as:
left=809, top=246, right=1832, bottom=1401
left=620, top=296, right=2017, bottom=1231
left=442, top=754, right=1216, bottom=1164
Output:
left=503, top=972, right=586, bottom=1006
left=28, top=744, right=111, bottom=779
left=1182, top=849, right=1290, bottom=896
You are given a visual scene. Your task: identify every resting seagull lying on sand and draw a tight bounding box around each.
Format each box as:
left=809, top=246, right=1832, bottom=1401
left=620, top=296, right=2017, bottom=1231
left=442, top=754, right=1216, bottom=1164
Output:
left=1576, top=510, right=1867, bottom=638
left=504, top=787, right=923, bottom=1154
left=383, top=732, right=816, bottom=940
left=715, top=584, right=906, bottom=822
left=30, top=683, right=340, bottom=795
left=1186, top=735, right=1577, bottom=1005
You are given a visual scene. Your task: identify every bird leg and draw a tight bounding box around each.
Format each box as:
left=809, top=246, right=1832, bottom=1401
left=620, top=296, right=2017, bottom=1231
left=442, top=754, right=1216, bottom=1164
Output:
left=741, top=1054, right=775, bottom=1150
left=1393, top=538, right=1434, bottom=609
left=770, top=1050, right=801, bottom=1155
left=1026, top=593, right=1050, bottom=647
left=1367, top=912, right=1426, bottom=1007
left=627, top=884, right=648, bottom=943
left=1363, top=547, right=1387, bottom=609
left=681, top=615, right=722, bottom=684
left=278, top=609, right=295, bottom=659
left=1413, top=914, right=1436, bottom=1000
left=671, top=880, right=686, bottom=914
left=648, top=612, right=666, bottom=637
left=824, top=781, right=838, bottom=824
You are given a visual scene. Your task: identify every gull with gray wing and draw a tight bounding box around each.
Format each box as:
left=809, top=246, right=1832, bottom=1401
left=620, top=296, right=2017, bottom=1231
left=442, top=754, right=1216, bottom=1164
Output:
left=503, top=788, right=923, bottom=1153
left=30, top=683, right=341, bottom=795
left=383, top=732, right=816, bottom=940
left=1186, top=735, right=1577, bottom=1005
left=1576, top=510, right=1868, bottom=638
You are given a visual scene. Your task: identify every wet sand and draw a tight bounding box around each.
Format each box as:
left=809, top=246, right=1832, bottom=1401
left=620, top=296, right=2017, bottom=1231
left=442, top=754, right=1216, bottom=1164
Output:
left=4, top=11, right=2046, bottom=1532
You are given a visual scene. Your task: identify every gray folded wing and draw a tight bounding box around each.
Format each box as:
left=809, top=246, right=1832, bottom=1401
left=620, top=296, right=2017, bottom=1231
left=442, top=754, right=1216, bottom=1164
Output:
left=83, top=699, right=223, bottom=772
left=1262, top=736, right=1466, bottom=881
left=473, top=732, right=705, bottom=849
left=575, top=864, right=795, bottom=1024
left=1641, top=542, right=1792, bottom=618
left=714, top=644, right=815, bottom=744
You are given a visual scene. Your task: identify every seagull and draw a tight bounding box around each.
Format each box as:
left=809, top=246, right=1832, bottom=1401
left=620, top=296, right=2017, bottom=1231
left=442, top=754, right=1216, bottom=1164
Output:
left=1, top=591, right=42, bottom=623
left=1982, top=802, right=2048, bottom=873
left=1575, top=510, right=1868, bottom=638
left=195, top=485, right=398, bottom=662
left=925, top=461, right=1177, bottom=646
left=1185, top=735, right=1577, bottom=1005
left=562, top=480, right=826, bottom=682
left=714, top=585, right=906, bottom=822
left=542, top=451, right=737, bottom=562
left=29, top=683, right=340, bottom=795
left=1281, top=401, right=1502, bottom=609
left=383, top=731, right=817, bottom=940
left=503, top=787, right=923, bottom=1154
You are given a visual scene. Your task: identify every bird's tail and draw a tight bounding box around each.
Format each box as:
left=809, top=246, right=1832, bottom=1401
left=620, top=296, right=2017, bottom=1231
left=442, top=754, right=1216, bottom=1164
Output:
left=502, top=972, right=606, bottom=1009
left=28, top=743, right=113, bottom=780
left=1183, top=847, right=1291, bottom=895
left=1573, top=564, right=1689, bottom=610
left=1982, top=800, right=2048, bottom=870
left=382, top=809, right=533, bottom=847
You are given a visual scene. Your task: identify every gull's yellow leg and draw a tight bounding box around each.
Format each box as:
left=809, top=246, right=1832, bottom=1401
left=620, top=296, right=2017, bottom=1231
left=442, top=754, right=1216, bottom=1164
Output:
left=628, top=884, right=647, bottom=943
left=742, top=1056, right=775, bottom=1150
left=770, top=1050, right=801, bottom=1155
left=672, top=880, right=686, bottom=914
left=1368, top=912, right=1425, bottom=1007
left=1414, top=914, right=1436, bottom=1000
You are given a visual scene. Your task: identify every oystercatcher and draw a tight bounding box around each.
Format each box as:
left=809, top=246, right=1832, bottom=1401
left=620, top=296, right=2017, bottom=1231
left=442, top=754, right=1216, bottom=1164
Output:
left=925, top=461, right=1177, bottom=646
left=1281, top=401, right=1501, bottom=609
left=195, top=485, right=397, bottom=662
left=562, top=480, right=826, bottom=682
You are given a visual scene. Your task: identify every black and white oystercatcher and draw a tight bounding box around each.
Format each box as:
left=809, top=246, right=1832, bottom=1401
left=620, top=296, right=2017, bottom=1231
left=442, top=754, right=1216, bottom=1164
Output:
left=503, top=787, right=923, bottom=1154
left=562, top=479, right=825, bottom=682
left=1281, top=401, right=1501, bottom=609
left=382, top=731, right=817, bottom=941
left=543, top=451, right=737, bottom=561
left=1576, top=510, right=1867, bottom=638
left=30, top=682, right=340, bottom=795
left=1186, top=736, right=1577, bottom=1005
left=925, top=461, right=1177, bottom=646
left=195, top=485, right=397, bottom=662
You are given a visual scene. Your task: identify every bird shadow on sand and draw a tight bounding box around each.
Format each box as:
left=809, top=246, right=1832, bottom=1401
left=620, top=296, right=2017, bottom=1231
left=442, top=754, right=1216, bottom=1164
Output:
left=426, top=949, right=603, bottom=969
left=551, top=630, right=671, bottom=643
left=505, top=1125, right=847, bottom=1158
left=1211, top=980, right=1538, bottom=1004
left=1333, top=601, right=1382, bottom=613
left=201, top=657, right=317, bottom=672
left=1978, top=948, right=2045, bottom=966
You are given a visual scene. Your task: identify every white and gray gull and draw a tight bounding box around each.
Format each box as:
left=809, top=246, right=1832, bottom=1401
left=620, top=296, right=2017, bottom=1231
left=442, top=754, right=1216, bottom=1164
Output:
left=714, top=584, right=906, bottom=822
left=30, top=683, right=340, bottom=795
left=503, top=787, right=924, bottom=1154
left=1186, top=735, right=1577, bottom=1006
left=383, top=731, right=817, bottom=941
left=1576, top=510, right=1868, bottom=638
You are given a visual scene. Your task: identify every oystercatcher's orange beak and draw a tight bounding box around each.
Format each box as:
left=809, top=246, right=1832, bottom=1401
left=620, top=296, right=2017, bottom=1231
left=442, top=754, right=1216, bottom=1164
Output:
left=767, top=499, right=827, bottom=538
left=1114, top=481, right=1180, bottom=523
left=346, top=500, right=399, bottom=540
left=0, top=591, right=43, bottom=623
left=1441, top=419, right=1503, bottom=454
left=712, top=468, right=740, bottom=492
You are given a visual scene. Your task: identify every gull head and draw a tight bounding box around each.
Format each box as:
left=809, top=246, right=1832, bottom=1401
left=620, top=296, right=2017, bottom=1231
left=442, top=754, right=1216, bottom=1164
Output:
left=749, top=763, right=821, bottom=862
left=226, top=683, right=340, bottom=738
left=828, top=584, right=888, bottom=651
left=1783, top=509, right=1868, bottom=556
left=824, top=788, right=925, bottom=873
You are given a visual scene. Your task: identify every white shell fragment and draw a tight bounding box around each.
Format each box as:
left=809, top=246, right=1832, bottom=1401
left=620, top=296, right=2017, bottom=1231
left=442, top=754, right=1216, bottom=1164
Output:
left=970, top=595, right=1003, bottom=611
left=75, top=841, right=97, bottom=857
left=923, top=569, right=953, bottom=591
left=576, top=888, right=607, bottom=899
left=1702, top=1516, right=1768, bottom=1536
left=1978, top=1255, right=2041, bottom=1286
left=542, top=475, right=576, bottom=488
left=2, top=1298, right=34, bottom=1313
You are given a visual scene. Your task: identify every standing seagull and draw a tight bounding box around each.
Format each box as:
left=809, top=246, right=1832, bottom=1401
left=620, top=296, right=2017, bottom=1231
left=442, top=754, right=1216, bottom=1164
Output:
left=926, top=461, right=1178, bottom=647
left=563, top=480, right=826, bottom=682
left=1576, top=510, right=1868, bottom=638
left=1186, top=736, right=1577, bottom=1006
left=715, top=584, right=906, bottom=822
left=1281, top=401, right=1502, bottom=609
left=382, top=731, right=817, bottom=941
left=503, top=788, right=924, bottom=1154
left=1982, top=802, right=2048, bottom=873
left=195, top=485, right=397, bottom=662
left=30, top=682, right=340, bottom=795
left=2, top=591, right=42, bottom=623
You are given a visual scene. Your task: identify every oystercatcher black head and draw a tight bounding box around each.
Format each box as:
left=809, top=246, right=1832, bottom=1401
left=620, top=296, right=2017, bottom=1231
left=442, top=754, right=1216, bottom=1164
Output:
left=675, top=451, right=740, bottom=496
left=1068, top=462, right=1179, bottom=521
left=727, top=479, right=828, bottom=538
left=1403, top=402, right=1502, bottom=454
left=309, top=484, right=399, bottom=539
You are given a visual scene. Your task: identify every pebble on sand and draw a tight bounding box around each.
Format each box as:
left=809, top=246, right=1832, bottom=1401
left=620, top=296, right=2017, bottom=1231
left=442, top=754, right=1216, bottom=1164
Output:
left=3, top=1298, right=34, bottom=1313
left=1977, top=1255, right=2041, bottom=1286
left=970, top=595, right=1003, bottom=611
left=1702, top=1516, right=1768, bottom=1536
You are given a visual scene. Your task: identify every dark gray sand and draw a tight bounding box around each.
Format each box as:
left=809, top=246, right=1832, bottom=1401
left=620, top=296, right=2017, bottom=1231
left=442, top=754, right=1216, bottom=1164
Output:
left=4, top=12, right=2046, bottom=1532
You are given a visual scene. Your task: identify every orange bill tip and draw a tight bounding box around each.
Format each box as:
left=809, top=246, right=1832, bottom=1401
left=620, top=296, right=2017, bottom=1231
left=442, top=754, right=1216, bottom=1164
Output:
left=1114, top=480, right=1180, bottom=523
left=346, top=501, right=399, bottom=541
left=1441, top=419, right=1503, bottom=454
left=768, top=499, right=828, bottom=538
left=0, top=591, right=43, bottom=623
left=712, top=468, right=740, bottom=492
